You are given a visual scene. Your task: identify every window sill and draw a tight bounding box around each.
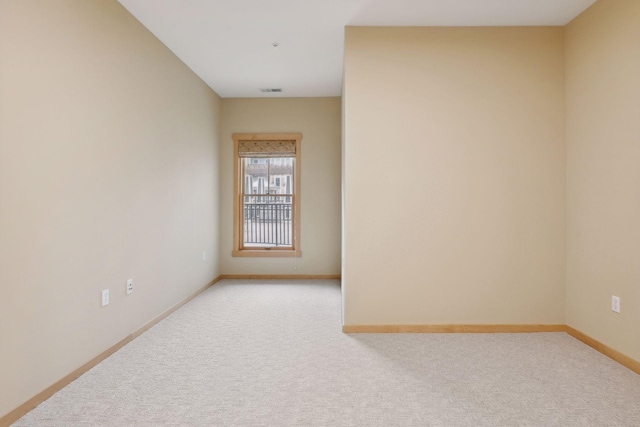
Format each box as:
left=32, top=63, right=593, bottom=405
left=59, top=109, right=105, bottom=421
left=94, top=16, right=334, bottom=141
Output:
left=232, top=250, right=302, bottom=258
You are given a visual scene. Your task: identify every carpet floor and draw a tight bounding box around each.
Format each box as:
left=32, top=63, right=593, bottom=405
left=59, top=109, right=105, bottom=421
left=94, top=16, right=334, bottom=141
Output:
left=13, top=279, right=640, bottom=426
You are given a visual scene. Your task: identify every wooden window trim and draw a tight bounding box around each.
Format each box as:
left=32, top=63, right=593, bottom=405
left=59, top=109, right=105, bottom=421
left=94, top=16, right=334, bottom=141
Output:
left=232, top=133, right=302, bottom=257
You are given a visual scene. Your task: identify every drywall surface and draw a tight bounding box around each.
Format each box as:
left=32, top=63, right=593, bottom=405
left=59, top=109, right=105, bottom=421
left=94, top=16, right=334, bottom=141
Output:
left=343, top=27, right=566, bottom=325
left=565, top=0, right=640, bottom=362
left=0, top=0, right=221, bottom=418
left=220, top=98, right=341, bottom=275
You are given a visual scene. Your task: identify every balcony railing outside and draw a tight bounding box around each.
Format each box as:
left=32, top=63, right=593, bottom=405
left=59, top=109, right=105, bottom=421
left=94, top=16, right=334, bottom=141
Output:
left=243, top=196, right=292, bottom=247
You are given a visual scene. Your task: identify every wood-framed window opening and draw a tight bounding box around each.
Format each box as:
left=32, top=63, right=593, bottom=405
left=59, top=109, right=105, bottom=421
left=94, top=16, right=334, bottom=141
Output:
left=232, top=133, right=302, bottom=257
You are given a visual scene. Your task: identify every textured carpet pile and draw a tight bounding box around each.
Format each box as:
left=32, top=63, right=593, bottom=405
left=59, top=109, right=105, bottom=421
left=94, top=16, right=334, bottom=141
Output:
left=14, top=279, right=640, bottom=426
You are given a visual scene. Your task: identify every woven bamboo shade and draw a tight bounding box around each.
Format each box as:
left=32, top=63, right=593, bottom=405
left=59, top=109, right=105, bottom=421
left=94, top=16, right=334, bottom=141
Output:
left=237, top=139, right=296, bottom=158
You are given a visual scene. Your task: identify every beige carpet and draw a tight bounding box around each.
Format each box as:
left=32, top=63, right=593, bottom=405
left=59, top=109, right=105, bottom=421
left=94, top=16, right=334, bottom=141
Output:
left=13, top=279, right=640, bottom=426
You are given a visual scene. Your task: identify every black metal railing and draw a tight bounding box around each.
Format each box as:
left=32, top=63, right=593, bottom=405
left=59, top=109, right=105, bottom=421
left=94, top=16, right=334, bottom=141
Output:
left=243, top=199, right=292, bottom=246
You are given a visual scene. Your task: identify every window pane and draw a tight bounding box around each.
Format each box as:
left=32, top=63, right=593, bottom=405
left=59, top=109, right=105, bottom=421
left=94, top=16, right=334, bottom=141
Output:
left=243, top=195, right=293, bottom=247
left=242, top=158, right=294, bottom=247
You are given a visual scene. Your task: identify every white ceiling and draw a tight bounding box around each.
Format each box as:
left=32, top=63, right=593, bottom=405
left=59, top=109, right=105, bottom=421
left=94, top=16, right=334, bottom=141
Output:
left=117, top=0, right=597, bottom=98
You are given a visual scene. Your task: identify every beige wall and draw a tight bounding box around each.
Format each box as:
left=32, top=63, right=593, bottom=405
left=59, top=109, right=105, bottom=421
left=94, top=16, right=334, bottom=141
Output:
left=343, top=27, right=566, bottom=325
left=565, top=0, right=640, bottom=362
left=220, top=98, right=341, bottom=275
left=0, top=0, right=221, bottom=418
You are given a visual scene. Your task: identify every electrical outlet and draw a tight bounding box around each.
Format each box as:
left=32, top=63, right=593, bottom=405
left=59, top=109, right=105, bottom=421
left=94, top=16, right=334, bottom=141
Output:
left=126, top=279, right=133, bottom=295
left=612, top=295, right=621, bottom=313
left=102, top=289, right=109, bottom=307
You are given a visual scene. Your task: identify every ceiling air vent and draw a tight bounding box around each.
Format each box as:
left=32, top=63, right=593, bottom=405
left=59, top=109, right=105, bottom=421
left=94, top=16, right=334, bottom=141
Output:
left=260, top=88, right=283, bottom=93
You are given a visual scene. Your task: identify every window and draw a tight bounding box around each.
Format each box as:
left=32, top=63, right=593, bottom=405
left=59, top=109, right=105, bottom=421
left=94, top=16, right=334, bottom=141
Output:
left=232, top=133, right=301, bottom=257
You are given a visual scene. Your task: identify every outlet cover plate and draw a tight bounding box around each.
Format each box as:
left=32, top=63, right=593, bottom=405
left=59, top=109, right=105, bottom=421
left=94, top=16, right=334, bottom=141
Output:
left=612, top=295, right=621, bottom=313
left=102, top=289, right=109, bottom=306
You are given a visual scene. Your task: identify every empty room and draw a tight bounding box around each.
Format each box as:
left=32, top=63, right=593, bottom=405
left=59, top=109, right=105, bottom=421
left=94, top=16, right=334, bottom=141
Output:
left=1, top=0, right=639, bottom=425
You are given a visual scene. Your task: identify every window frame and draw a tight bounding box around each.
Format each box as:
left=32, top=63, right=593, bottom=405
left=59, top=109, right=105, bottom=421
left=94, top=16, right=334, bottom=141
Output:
left=232, top=133, right=302, bottom=257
